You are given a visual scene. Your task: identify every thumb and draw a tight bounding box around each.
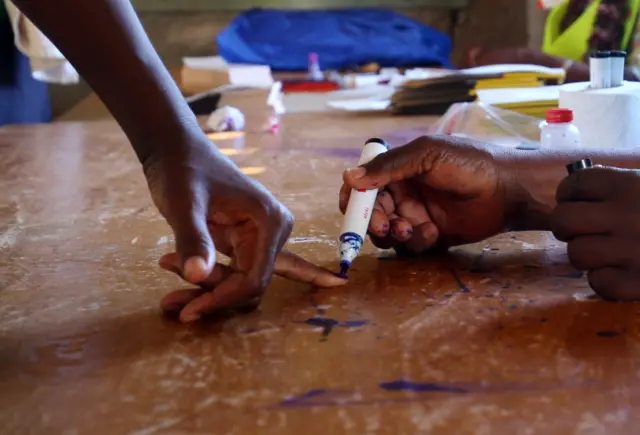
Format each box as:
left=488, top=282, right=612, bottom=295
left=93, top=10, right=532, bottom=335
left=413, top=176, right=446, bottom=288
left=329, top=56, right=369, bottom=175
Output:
left=343, top=139, right=433, bottom=191
left=172, top=209, right=215, bottom=284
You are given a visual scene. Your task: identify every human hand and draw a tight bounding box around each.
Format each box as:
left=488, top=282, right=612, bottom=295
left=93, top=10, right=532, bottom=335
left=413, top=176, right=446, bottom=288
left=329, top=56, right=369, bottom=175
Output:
left=158, top=250, right=345, bottom=319
left=339, top=135, right=515, bottom=255
left=143, top=132, right=345, bottom=322
left=550, top=167, right=640, bottom=301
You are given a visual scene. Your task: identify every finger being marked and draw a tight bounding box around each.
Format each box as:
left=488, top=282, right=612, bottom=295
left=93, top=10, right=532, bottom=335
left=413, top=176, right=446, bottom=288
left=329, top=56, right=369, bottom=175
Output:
left=274, top=250, right=347, bottom=287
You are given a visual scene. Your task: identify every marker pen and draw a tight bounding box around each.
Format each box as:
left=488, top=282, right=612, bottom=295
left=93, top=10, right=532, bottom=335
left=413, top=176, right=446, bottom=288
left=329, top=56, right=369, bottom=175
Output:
left=590, top=51, right=611, bottom=88
left=566, top=158, right=593, bottom=174
left=610, top=50, right=626, bottom=87
left=338, top=138, right=389, bottom=276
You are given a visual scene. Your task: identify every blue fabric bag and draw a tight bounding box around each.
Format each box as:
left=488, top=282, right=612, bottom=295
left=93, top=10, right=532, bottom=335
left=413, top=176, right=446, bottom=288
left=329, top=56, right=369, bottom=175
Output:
left=217, top=8, right=452, bottom=70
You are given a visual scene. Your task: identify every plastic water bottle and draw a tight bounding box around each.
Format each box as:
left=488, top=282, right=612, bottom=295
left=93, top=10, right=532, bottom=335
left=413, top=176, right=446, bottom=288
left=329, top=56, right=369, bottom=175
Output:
left=308, top=52, right=324, bottom=81
left=540, top=108, right=581, bottom=149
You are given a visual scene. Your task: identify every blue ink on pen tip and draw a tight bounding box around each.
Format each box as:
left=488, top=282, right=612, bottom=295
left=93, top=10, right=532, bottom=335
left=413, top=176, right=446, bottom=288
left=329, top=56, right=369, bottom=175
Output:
left=338, top=261, right=350, bottom=278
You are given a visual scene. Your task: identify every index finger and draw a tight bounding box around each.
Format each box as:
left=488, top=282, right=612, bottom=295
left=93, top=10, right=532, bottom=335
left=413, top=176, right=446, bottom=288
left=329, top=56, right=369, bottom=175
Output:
left=274, top=250, right=347, bottom=287
left=342, top=139, right=427, bottom=190
left=339, top=183, right=351, bottom=214
left=176, top=250, right=346, bottom=322
left=556, top=167, right=634, bottom=203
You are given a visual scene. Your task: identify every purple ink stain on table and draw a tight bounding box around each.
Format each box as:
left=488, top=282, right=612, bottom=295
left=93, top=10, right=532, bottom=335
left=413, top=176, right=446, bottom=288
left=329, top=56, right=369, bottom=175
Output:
left=299, top=317, right=369, bottom=340
left=280, top=389, right=329, bottom=406
left=342, top=320, right=369, bottom=327
left=450, top=268, right=471, bottom=293
left=304, top=317, right=340, bottom=328
left=379, top=379, right=467, bottom=394
left=307, top=147, right=365, bottom=159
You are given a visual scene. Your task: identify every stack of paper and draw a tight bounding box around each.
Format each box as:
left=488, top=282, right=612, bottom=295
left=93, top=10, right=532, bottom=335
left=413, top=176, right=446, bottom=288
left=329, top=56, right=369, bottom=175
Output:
left=468, top=64, right=565, bottom=90
left=475, top=86, right=560, bottom=118
left=181, top=56, right=274, bottom=95
left=389, top=64, right=564, bottom=116
left=390, top=72, right=497, bottom=114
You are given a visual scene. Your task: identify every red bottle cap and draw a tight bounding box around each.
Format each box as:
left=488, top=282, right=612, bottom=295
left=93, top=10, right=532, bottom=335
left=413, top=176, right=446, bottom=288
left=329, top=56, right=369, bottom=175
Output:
left=545, top=108, right=573, bottom=123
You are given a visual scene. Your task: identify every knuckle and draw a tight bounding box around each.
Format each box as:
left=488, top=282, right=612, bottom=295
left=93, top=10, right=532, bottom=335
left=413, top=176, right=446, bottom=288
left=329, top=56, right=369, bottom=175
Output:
left=555, top=176, right=572, bottom=203
left=617, top=211, right=638, bottom=237
left=252, top=275, right=272, bottom=294
left=587, top=269, right=611, bottom=298
left=549, top=206, right=571, bottom=241
left=396, top=198, right=420, bottom=215
left=254, top=195, right=293, bottom=231
left=566, top=241, right=589, bottom=270
left=618, top=237, right=640, bottom=269
left=587, top=269, right=628, bottom=301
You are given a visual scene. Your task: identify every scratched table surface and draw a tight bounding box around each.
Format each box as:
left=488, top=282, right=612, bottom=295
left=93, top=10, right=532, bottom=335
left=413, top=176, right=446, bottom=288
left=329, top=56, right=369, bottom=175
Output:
left=1, top=96, right=639, bottom=435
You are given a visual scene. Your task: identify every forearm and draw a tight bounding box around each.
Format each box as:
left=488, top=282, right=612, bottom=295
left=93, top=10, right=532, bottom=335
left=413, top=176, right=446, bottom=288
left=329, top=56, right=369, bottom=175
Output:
left=12, top=0, right=200, bottom=164
left=499, top=148, right=640, bottom=231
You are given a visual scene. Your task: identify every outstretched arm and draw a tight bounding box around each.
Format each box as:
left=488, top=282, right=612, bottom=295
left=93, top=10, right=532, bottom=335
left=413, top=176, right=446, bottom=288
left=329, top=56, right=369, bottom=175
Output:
left=12, top=0, right=196, bottom=163
left=11, top=0, right=346, bottom=322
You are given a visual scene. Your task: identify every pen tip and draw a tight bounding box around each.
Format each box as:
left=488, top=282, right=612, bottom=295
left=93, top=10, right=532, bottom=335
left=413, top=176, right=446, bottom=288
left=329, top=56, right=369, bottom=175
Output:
left=338, top=262, right=350, bottom=278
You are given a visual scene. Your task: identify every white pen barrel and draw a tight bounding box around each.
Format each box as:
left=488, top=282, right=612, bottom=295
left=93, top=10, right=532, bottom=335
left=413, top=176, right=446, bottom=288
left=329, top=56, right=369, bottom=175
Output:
left=340, top=140, right=389, bottom=238
left=341, top=189, right=377, bottom=237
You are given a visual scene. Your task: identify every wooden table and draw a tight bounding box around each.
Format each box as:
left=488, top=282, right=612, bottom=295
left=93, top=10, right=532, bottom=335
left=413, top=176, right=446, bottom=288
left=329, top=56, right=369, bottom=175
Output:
left=1, top=102, right=638, bottom=434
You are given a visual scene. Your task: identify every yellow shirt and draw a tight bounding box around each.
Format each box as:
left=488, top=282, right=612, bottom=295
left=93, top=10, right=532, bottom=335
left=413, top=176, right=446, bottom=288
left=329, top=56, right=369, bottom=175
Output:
left=631, top=15, right=640, bottom=66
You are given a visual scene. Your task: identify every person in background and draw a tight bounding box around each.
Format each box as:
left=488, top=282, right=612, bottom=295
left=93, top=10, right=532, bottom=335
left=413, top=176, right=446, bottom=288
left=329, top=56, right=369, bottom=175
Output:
left=7, top=0, right=345, bottom=323
left=340, top=135, right=640, bottom=301
left=468, top=0, right=640, bottom=82
left=0, top=1, right=50, bottom=125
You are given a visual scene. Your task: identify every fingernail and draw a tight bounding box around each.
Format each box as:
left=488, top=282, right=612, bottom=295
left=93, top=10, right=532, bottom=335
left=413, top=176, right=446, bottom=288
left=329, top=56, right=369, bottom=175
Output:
left=347, top=167, right=366, bottom=179
left=184, top=257, right=207, bottom=283
left=180, top=312, right=201, bottom=323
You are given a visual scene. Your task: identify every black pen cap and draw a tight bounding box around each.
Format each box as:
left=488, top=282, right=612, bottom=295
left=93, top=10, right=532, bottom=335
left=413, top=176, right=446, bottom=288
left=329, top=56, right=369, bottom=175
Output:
left=610, top=50, right=627, bottom=58
left=365, top=138, right=389, bottom=150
